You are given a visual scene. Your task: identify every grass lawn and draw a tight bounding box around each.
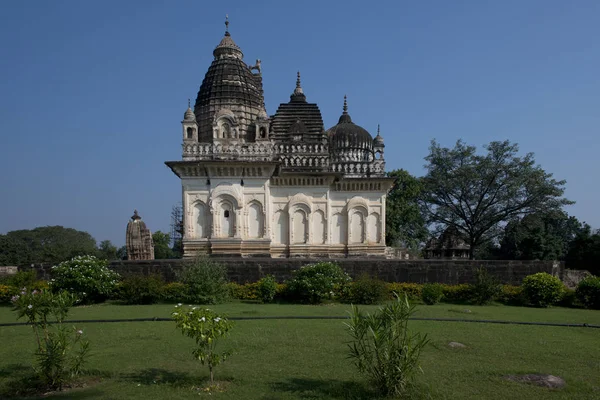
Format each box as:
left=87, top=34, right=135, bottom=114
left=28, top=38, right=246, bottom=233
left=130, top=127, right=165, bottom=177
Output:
left=0, top=302, right=598, bottom=399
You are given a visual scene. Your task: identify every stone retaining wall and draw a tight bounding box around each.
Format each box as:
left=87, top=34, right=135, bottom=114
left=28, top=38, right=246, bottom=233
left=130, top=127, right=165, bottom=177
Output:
left=22, top=259, right=563, bottom=285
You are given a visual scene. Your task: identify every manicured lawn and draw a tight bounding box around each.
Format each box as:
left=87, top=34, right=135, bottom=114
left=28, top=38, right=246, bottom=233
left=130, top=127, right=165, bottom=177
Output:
left=0, top=303, right=599, bottom=399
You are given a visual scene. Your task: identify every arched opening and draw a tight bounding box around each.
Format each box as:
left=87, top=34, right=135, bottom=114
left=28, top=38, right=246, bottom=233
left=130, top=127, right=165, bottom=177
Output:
left=274, top=210, right=289, bottom=245
left=332, top=213, right=347, bottom=245
left=350, top=210, right=365, bottom=244
left=186, top=127, right=194, bottom=139
left=292, top=209, right=308, bottom=244
left=312, top=210, right=326, bottom=244
left=367, top=213, right=381, bottom=243
left=259, top=127, right=266, bottom=138
left=220, top=201, right=235, bottom=238
left=248, top=202, right=264, bottom=238
left=194, top=202, right=207, bottom=238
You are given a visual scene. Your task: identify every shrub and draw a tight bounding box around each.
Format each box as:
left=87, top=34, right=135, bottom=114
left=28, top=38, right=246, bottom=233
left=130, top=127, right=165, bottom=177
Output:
left=346, top=294, right=429, bottom=396
left=178, top=257, right=229, bottom=304
left=1, top=270, right=38, bottom=288
left=421, top=283, right=444, bottom=305
left=497, top=285, right=524, bottom=306
left=226, top=282, right=257, bottom=301
left=470, top=267, right=501, bottom=305
left=172, top=305, right=233, bottom=384
left=11, top=289, right=90, bottom=390
left=342, top=274, right=388, bottom=305
left=0, top=284, right=18, bottom=304
left=441, top=284, right=472, bottom=304
left=257, top=275, right=277, bottom=303
left=387, top=283, right=422, bottom=301
left=522, top=272, right=564, bottom=307
left=116, top=274, right=164, bottom=305
left=576, top=275, right=600, bottom=310
left=286, top=262, right=351, bottom=304
left=558, top=288, right=579, bottom=308
left=161, top=282, right=189, bottom=303
left=50, top=255, right=120, bottom=304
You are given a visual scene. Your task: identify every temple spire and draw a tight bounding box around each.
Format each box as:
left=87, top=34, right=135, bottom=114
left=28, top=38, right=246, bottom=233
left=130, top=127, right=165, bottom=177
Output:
left=290, top=71, right=306, bottom=102
left=337, top=95, right=352, bottom=123
left=294, top=71, right=304, bottom=95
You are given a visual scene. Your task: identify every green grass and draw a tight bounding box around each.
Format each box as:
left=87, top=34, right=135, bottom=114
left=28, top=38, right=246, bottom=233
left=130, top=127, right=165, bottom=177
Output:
left=0, top=302, right=599, bottom=399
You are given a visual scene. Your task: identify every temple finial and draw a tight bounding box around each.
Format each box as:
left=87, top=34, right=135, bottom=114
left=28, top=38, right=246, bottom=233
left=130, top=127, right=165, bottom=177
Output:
left=291, top=71, right=305, bottom=99
left=187, top=98, right=190, bottom=108
left=225, top=14, right=230, bottom=36
left=343, top=95, right=348, bottom=114
left=377, top=124, right=380, bottom=135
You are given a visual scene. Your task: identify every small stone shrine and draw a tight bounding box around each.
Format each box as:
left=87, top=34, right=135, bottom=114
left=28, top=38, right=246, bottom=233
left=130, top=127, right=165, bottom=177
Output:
left=126, top=210, right=154, bottom=260
left=423, top=226, right=470, bottom=259
left=165, top=17, right=395, bottom=258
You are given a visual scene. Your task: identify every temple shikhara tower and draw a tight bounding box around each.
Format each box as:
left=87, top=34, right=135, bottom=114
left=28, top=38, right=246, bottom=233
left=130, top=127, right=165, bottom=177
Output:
left=126, top=210, right=155, bottom=260
left=165, top=18, right=394, bottom=258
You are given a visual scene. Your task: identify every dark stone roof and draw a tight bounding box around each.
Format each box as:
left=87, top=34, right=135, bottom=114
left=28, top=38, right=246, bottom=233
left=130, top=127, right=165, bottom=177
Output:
left=193, top=31, right=264, bottom=141
left=270, top=73, right=325, bottom=142
left=327, top=97, right=374, bottom=153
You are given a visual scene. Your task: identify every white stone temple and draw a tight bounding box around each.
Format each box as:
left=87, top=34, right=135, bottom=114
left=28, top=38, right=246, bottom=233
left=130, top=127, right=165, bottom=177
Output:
left=165, top=18, right=394, bottom=258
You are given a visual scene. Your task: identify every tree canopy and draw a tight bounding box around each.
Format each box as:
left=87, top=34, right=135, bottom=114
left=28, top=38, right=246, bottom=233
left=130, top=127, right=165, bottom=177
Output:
left=499, top=211, right=584, bottom=261
left=420, top=140, right=572, bottom=259
left=0, top=226, right=98, bottom=266
left=385, top=169, right=428, bottom=249
left=152, top=230, right=173, bottom=259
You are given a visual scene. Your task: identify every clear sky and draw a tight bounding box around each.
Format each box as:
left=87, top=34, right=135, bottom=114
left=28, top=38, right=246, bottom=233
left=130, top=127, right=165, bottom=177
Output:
left=1, top=0, right=598, bottom=246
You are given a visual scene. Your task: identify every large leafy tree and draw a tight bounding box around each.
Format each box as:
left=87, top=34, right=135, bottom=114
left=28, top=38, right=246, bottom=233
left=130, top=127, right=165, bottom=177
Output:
left=152, top=230, right=173, bottom=259
left=385, top=169, right=428, bottom=249
left=0, top=226, right=97, bottom=266
left=420, top=140, right=572, bottom=259
left=565, top=225, right=600, bottom=275
left=97, top=240, right=118, bottom=260
left=499, top=211, right=584, bottom=260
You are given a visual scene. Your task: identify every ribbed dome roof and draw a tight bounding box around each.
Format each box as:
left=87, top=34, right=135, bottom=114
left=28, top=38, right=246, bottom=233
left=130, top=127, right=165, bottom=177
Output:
left=193, top=18, right=265, bottom=141
left=327, top=96, right=374, bottom=153
left=373, top=124, right=384, bottom=145
left=183, top=100, right=195, bottom=121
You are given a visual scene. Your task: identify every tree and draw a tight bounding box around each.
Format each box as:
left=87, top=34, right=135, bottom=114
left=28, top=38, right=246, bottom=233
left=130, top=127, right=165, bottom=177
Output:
left=499, top=211, right=584, bottom=260
left=116, top=245, right=127, bottom=260
left=565, top=225, right=600, bottom=276
left=152, top=231, right=173, bottom=259
left=97, top=240, right=118, bottom=260
left=385, top=169, right=428, bottom=249
left=0, top=226, right=97, bottom=266
left=420, top=140, right=572, bottom=259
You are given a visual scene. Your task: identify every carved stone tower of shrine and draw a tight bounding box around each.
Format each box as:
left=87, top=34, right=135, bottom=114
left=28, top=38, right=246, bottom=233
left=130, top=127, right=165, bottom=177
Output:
left=126, top=210, right=155, bottom=260
left=165, top=18, right=395, bottom=258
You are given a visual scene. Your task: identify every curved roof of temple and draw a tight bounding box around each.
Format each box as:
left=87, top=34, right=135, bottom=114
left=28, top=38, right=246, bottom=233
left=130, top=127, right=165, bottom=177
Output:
left=178, top=19, right=386, bottom=177
left=326, top=97, right=379, bottom=176
left=271, top=72, right=327, bottom=143
left=193, top=18, right=265, bottom=142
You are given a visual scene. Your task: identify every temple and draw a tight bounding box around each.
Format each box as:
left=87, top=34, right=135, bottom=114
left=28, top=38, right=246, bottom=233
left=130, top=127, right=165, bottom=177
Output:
left=165, top=18, right=395, bottom=258
left=126, top=210, right=155, bottom=260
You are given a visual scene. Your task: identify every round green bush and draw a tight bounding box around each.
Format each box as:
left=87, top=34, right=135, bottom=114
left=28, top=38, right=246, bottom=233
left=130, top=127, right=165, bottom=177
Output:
left=116, top=274, right=165, bottom=305
left=178, top=257, right=229, bottom=304
left=422, top=283, right=444, bottom=305
left=50, top=255, right=120, bottom=303
left=521, top=272, right=564, bottom=307
left=257, top=275, right=277, bottom=303
left=286, top=262, right=351, bottom=304
left=341, top=274, right=388, bottom=305
left=575, top=275, right=600, bottom=310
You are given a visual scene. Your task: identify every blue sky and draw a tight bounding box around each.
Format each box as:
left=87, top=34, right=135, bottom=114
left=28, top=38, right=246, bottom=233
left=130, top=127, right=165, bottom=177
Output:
left=1, top=0, right=598, bottom=246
